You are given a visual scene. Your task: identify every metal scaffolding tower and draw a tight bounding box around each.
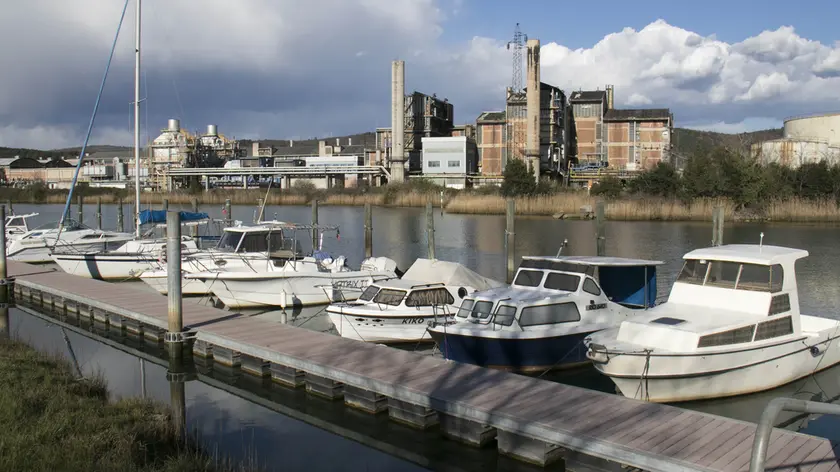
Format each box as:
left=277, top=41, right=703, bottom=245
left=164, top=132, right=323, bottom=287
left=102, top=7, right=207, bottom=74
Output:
left=506, top=23, right=527, bottom=164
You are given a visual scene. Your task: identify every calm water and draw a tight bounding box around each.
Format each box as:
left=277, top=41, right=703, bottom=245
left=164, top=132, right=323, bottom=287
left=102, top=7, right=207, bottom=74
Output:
left=11, top=203, right=840, bottom=444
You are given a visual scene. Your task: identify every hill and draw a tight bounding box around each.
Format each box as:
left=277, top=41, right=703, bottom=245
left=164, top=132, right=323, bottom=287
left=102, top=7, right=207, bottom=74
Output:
left=0, top=145, right=131, bottom=160
left=672, top=127, right=783, bottom=155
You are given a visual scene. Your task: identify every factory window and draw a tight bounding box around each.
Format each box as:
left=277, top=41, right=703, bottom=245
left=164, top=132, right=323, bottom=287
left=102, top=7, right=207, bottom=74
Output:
left=447, top=160, right=460, bottom=167
left=428, top=161, right=440, bottom=167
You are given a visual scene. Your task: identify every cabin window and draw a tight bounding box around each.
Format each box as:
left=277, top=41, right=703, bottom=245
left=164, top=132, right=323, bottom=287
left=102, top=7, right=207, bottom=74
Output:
left=405, top=288, right=455, bottom=307
left=582, top=278, right=602, bottom=296
left=237, top=232, right=286, bottom=253
left=769, top=294, right=791, bottom=315
left=543, top=273, right=581, bottom=292
left=519, top=259, right=596, bottom=276
left=738, top=263, right=784, bottom=292
left=493, top=305, right=517, bottom=326
left=704, top=261, right=741, bottom=289
left=754, top=316, right=793, bottom=340
left=697, top=325, right=755, bottom=348
left=514, top=270, right=544, bottom=287
left=471, top=301, right=494, bottom=319
left=359, top=285, right=380, bottom=302
left=372, top=288, right=406, bottom=306
left=518, top=302, right=581, bottom=327
left=217, top=232, right=243, bottom=251
left=678, top=260, right=784, bottom=293
left=456, top=299, right=474, bottom=318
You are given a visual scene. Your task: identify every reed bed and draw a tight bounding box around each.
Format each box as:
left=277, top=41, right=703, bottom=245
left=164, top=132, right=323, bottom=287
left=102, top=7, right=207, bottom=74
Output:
left=764, top=199, right=840, bottom=222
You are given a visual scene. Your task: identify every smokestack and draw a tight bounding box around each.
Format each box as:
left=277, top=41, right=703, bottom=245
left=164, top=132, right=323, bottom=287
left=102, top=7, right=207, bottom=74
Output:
left=391, top=60, right=406, bottom=183
left=252, top=142, right=259, bottom=157
left=606, top=84, right=614, bottom=110
left=526, top=39, right=541, bottom=182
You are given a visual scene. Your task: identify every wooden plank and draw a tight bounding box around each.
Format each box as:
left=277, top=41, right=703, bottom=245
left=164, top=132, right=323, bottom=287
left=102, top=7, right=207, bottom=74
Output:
left=658, top=417, right=730, bottom=458
left=605, top=408, right=683, bottom=444
left=764, top=436, right=820, bottom=472
left=802, top=445, right=840, bottom=472
left=697, top=425, right=754, bottom=467
left=623, top=411, right=696, bottom=450
left=723, top=430, right=790, bottom=472
left=682, top=424, right=750, bottom=465
left=769, top=438, right=825, bottom=472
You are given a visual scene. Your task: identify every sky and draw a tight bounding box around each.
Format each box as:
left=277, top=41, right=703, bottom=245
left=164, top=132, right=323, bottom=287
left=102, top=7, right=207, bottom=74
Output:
left=2, top=0, right=839, bottom=150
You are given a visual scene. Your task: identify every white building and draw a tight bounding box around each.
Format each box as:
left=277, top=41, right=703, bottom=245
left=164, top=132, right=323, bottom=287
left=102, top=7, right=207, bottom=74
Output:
left=420, top=136, right=477, bottom=188
left=752, top=113, right=840, bottom=167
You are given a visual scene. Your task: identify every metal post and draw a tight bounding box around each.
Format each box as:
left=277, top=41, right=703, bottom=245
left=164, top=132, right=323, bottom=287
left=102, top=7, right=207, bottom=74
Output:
left=595, top=200, right=606, bottom=257
left=190, top=198, right=199, bottom=238
left=77, top=194, right=83, bottom=224
left=162, top=199, right=169, bottom=236
left=750, top=398, right=840, bottom=472
left=96, top=198, right=102, bottom=230
left=311, top=200, right=319, bottom=251
left=426, top=201, right=436, bottom=260
left=169, top=371, right=186, bottom=441
left=505, top=198, right=515, bottom=283
left=116, top=199, right=124, bottom=232
left=6, top=200, right=12, bottom=216
left=0, top=205, right=7, bottom=305
left=0, top=304, right=8, bottom=340
left=712, top=206, right=724, bottom=246
left=166, top=211, right=183, bottom=360
left=224, top=199, right=232, bottom=227
left=364, top=203, right=373, bottom=259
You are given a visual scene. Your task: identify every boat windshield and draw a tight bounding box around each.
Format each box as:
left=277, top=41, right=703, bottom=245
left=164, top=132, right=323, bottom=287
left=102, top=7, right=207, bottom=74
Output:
left=456, top=299, right=474, bottom=318
left=372, top=288, right=406, bottom=306
left=359, top=285, right=380, bottom=302
left=32, top=218, right=86, bottom=232
left=677, top=259, right=783, bottom=292
left=493, top=304, right=517, bottom=326
left=513, top=269, right=544, bottom=287
left=216, top=231, right=243, bottom=251
left=216, top=230, right=287, bottom=253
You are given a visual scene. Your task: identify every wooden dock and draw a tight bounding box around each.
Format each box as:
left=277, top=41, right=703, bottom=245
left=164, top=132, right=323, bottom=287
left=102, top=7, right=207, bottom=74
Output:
left=7, top=260, right=840, bottom=472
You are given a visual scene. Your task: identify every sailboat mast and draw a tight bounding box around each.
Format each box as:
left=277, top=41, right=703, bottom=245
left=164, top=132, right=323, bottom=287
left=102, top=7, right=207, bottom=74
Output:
left=133, top=0, right=141, bottom=238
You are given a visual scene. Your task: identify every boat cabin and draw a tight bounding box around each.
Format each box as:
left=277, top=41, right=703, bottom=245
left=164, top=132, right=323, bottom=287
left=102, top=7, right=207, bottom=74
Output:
left=614, top=244, right=811, bottom=352
left=5, top=212, right=37, bottom=237
left=455, top=256, right=663, bottom=329
left=356, top=280, right=459, bottom=310
left=215, top=225, right=303, bottom=259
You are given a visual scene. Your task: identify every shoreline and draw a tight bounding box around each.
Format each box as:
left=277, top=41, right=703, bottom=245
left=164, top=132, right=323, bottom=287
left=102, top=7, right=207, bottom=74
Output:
left=3, top=188, right=840, bottom=223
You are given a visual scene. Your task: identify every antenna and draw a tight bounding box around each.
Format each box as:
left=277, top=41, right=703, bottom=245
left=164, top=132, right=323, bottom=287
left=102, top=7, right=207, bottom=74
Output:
left=556, top=238, right=569, bottom=257
left=506, top=23, right=527, bottom=163
left=759, top=232, right=765, bottom=250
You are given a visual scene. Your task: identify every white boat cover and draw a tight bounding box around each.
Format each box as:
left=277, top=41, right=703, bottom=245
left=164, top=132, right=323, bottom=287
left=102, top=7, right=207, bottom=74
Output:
left=401, top=258, right=503, bottom=291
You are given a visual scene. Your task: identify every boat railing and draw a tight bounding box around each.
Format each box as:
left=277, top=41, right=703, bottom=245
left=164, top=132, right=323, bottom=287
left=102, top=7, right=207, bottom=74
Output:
left=750, top=397, right=840, bottom=472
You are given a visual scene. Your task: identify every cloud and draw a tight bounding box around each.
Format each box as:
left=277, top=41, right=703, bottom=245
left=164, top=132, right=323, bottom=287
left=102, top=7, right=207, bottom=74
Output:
left=1, top=4, right=839, bottom=149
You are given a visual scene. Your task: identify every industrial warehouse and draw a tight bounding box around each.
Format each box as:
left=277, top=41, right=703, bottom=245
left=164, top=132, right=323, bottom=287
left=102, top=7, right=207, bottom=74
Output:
left=2, top=33, right=678, bottom=191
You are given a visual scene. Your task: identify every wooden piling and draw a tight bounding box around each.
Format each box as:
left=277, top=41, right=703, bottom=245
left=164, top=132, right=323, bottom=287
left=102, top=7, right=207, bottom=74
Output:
left=505, top=199, right=515, bottom=283
left=96, top=198, right=103, bottom=230
left=191, top=198, right=199, bottom=238
left=117, top=199, right=124, bottom=233
left=596, top=200, right=606, bottom=257
left=712, top=206, right=724, bottom=246
left=364, top=203, right=373, bottom=259
left=426, top=201, right=436, bottom=260
left=77, top=195, right=83, bottom=224
left=6, top=200, right=12, bottom=216
left=224, top=199, right=232, bottom=227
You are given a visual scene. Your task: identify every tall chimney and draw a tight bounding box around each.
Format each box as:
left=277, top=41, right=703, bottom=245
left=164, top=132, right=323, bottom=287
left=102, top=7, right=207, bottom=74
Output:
left=606, top=84, right=614, bottom=110
left=526, top=39, right=541, bottom=182
left=391, top=60, right=406, bottom=183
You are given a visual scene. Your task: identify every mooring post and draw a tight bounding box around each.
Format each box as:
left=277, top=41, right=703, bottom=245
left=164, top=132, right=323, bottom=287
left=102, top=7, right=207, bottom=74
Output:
left=364, top=203, right=373, bottom=259
left=117, top=198, right=124, bottom=232
left=0, top=205, right=8, bottom=306
left=165, top=211, right=183, bottom=362
left=595, top=200, right=606, bottom=257
left=96, top=198, right=103, bottom=230
left=6, top=200, right=12, bottom=215
left=224, top=199, right=232, bottom=227
left=168, top=369, right=187, bottom=441
left=77, top=194, right=83, bottom=224
left=190, top=198, right=199, bottom=238
left=426, top=200, right=436, bottom=260
left=311, top=200, right=319, bottom=251
left=712, top=206, right=724, bottom=246
left=505, top=198, right=515, bottom=283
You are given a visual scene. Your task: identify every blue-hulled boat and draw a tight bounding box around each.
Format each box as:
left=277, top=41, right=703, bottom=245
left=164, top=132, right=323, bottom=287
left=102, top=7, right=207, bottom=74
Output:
left=426, top=256, right=663, bottom=372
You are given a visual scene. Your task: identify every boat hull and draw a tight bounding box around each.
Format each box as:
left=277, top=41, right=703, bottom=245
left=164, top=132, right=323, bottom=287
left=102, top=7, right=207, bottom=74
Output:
left=8, top=239, right=133, bottom=264
left=589, top=332, right=840, bottom=403
left=139, top=270, right=210, bottom=296
left=428, top=328, right=593, bottom=372
left=51, top=253, right=160, bottom=280
left=326, top=308, right=452, bottom=344
left=197, top=272, right=394, bottom=309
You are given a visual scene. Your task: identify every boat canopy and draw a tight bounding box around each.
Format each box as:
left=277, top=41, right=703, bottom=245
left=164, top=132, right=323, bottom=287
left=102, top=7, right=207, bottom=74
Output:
left=402, top=258, right=504, bottom=291
left=521, top=256, right=663, bottom=308
left=139, top=210, right=209, bottom=225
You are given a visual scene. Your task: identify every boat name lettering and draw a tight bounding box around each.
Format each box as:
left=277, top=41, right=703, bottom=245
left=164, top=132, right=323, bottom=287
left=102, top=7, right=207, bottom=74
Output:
left=333, top=280, right=369, bottom=289
left=402, top=318, right=426, bottom=324
left=586, top=303, right=607, bottom=311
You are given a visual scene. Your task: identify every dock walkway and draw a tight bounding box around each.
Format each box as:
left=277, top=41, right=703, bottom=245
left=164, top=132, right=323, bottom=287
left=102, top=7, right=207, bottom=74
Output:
left=7, top=260, right=840, bottom=472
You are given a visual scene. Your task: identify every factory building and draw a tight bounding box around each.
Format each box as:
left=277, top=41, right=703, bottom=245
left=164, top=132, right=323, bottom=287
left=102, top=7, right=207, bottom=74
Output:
left=569, top=86, right=673, bottom=169
left=751, top=113, right=840, bottom=167
left=420, top=136, right=478, bottom=189
left=475, top=111, right=507, bottom=175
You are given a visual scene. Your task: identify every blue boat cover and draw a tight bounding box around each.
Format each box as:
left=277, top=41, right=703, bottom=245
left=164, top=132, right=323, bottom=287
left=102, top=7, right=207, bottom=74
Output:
left=598, top=265, right=657, bottom=308
left=139, top=210, right=209, bottom=225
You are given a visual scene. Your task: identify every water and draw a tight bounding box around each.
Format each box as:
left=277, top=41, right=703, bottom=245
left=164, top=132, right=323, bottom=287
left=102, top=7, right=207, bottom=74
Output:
left=12, top=203, right=840, bottom=443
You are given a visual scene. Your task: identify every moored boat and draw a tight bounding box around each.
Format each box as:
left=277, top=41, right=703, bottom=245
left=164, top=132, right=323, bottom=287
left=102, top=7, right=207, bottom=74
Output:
left=427, top=256, right=663, bottom=372
left=585, top=244, right=840, bottom=403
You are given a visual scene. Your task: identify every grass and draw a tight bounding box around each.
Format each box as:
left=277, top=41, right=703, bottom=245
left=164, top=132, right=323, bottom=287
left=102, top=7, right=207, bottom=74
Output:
left=0, top=337, right=251, bottom=472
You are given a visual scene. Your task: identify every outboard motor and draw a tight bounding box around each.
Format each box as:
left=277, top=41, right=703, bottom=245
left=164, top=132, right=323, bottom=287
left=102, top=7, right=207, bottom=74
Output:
left=360, top=256, right=399, bottom=275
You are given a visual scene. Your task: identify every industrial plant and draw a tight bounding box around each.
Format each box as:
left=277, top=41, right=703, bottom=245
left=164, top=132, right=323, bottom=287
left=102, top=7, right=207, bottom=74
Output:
left=2, top=25, right=679, bottom=190
left=751, top=113, right=840, bottom=167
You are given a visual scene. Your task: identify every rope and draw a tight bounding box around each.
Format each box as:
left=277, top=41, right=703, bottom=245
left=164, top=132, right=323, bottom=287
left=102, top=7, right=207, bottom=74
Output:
left=634, top=349, right=653, bottom=401
left=56, top=0, right=130, bottom=244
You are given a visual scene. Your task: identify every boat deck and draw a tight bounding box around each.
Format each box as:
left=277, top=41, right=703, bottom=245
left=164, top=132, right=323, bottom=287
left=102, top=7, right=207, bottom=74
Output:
left=7, top=260, right=840, bottom=472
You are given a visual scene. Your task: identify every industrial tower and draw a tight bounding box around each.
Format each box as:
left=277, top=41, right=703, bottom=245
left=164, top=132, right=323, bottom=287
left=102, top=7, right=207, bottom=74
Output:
left=506, top=23, right=527, bottom=166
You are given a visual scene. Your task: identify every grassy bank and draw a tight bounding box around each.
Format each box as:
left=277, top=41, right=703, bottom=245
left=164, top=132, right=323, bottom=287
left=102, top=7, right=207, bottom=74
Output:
left=5, top=184, right=840, bottom=222
left=0, top=337, right=244, bottom=472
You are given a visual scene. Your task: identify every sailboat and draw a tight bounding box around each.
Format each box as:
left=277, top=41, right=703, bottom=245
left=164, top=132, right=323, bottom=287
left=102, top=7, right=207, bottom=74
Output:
left=49, top=0, right=208, bottom=279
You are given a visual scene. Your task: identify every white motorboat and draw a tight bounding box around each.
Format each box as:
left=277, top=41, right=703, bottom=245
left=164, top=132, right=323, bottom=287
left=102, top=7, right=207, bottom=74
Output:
left=585, top=244, right=840, bottom=403
left=188, top=254, right=399, bottom=309
left=6, top=219, right=135, bottom=264
left=326, top=258, right=503, bottom=344
left=50, top=210, right=208, bottom=280
left=5, top=212, right=38, bottom=241
left=427, top=256, right=663, bottom=372
left=139, top=222, right=308, bottom=296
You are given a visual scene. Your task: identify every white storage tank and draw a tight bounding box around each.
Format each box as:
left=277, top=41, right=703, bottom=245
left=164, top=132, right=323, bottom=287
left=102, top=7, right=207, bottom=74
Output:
left=206, top=124, right=218, bottom=136
left=168, top=119, right=180, bottom=132
left=784, top=113, right=840, bottom=146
